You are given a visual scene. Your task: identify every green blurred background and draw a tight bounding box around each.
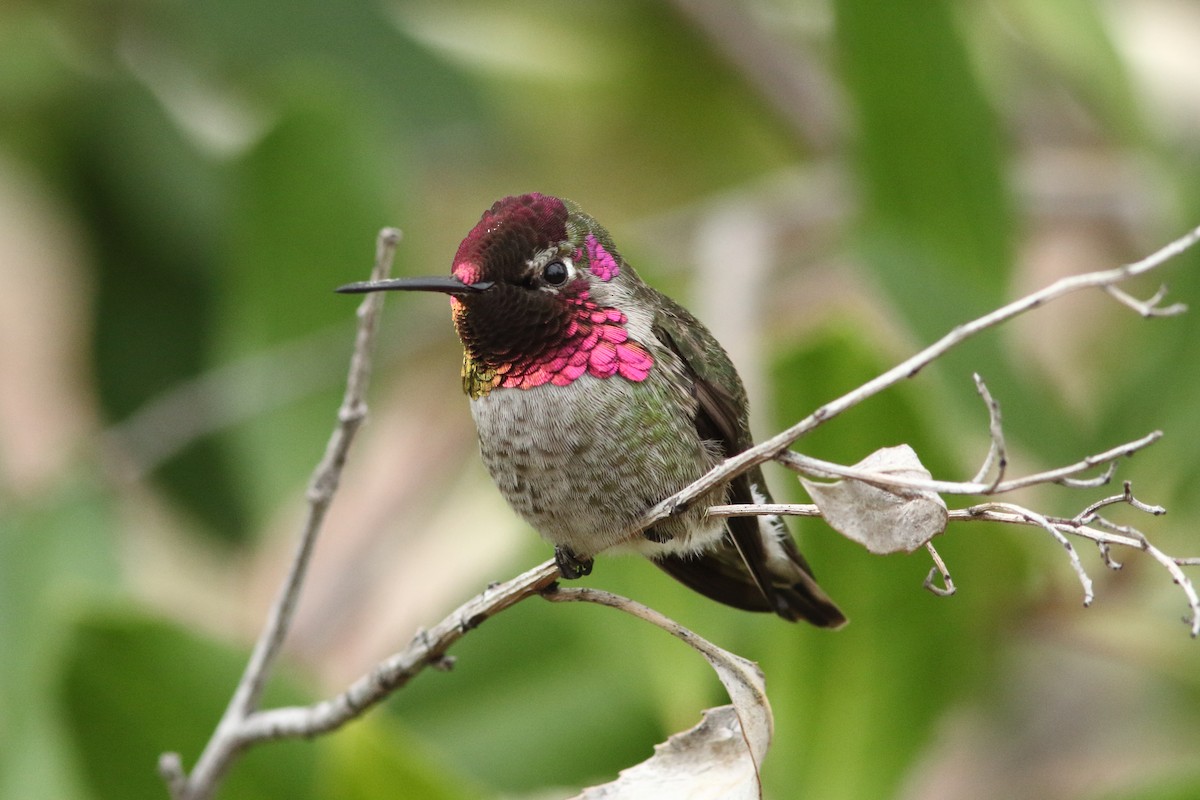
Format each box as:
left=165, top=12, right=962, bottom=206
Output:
left=2, top=1, right=1199, bottom=798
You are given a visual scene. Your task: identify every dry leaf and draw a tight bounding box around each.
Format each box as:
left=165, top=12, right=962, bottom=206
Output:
left=569, top=628, right=771, bottom=799
left=801, top=444, right=947, bottom=554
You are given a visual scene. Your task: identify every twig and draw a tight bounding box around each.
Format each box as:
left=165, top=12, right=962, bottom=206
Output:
left=544, top=585, right=773, bottom=796
left=633, top=224, right=1200, bottom=535
left=709, top=442, right=1197, bottom=631
left=711, top=494, right=1197, bottom=632
left=216, top=561, right=559, bottom=746
left=543, top=585, right=755, bottom=673
left=160, top=222, right=1200, bottom=798
left=975, top=502, right=1096, bottom=606
left=924, top=542, right=956, bottom=597
left=707, top=502, right=821, bottom=518
left=160, top=228, right=402, bottom=800
left=1103, top=284, right=1188, bottom=317
left=955, top=501, right=1199, bottom=636
left=970, top=373, right=1007, bottom=489
left=774, top=431, right=1161, bottom=496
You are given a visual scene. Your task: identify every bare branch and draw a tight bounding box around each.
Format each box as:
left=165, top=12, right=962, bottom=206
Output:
left=1103, top=283, right=1188, bottom=317
left=707, top=502, right=821, bottom=518
left=161, top=228, right=402, bottom=800
left=974, top=502, right=1096, bottom=606
left=774, top=431, right=1161, bottom=496
left=1058, top=462, right=1118, bottom=489
left=970, top=373, right=1007, bottom=489
left=543, top=585, right=773, bottom=798
left=924, top=542, right=956, bottom=597
left=634, top=223, right=1200, bottom=534
left=950, top=500, right=1199, bottom=636
left=707, top=444, right=1196, bottom=631
left=228, top=561, right=559, bottom=745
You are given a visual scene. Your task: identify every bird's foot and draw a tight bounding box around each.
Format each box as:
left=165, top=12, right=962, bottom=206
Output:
left=554, top=545, right=594, bottom=579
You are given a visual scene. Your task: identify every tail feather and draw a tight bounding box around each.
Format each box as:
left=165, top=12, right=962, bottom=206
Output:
left=653, top=538, right=846, bottom=627
left=653, top=468, right=846, bottom=628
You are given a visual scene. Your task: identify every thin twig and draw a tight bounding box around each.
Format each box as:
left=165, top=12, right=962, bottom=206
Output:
left=708, top=471, right=1196, bottom=627
left=707, top=502, right=821, bottom=518
left=160, top=229, right=402, bottom=800
left=633, top=224, right=1200, bottom=534
left=225, top=561, right=559, bottom=746
left=970, top=373, right=1007, bottom=489
left=975, top=502, right=1096, bottom=606
left=1103, top=284, right=1188, bottom=317
left=543, top=585, right=753, bottom=670
left=544, top=584, right=773, bottom=795
left=159, top=222, right=1200, bottom=799
left=923, top=542, right=956, bottom=597
left=951, top=503, right=1198, bottom=636
left=774, top=431, right=1161, bottom=496
left=1058, top=463, right=1118, bottom=489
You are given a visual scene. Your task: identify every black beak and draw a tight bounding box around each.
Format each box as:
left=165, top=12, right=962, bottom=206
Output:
left=335, top=276, right=494, bottom=295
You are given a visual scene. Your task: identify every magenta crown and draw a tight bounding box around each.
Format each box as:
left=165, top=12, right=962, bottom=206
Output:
left=452, top=193, right=569, bottom=284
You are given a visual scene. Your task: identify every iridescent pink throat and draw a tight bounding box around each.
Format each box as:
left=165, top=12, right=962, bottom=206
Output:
left=456, top=234, right=654, bottom=392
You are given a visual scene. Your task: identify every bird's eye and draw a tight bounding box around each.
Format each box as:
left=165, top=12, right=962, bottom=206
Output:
left=543, top=261, right=569, bottom=286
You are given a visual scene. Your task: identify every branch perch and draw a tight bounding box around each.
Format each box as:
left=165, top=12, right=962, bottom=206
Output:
left=159, top=222, right=1200, bottom=799
left=161, top=228, right=402, bottom=800
left=634, top=223, right=1200, bottom=532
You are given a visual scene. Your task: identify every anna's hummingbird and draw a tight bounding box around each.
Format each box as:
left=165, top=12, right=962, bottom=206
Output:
left=339, top=193, right=845, bottom=627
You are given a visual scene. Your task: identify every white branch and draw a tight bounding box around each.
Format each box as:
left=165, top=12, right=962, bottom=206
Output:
left=710, top=481, right=1199, bottom=634
left=970, top=373, right=1007, bottom=489
left=923, top=542, right=956, bottom=597
left=160, top=228, right=401, bottom=800
left=634, top=223, right=1200, bottom=532
left=957, top=500, right=1199, bottom=636
left=159, top=221, right=1200, bottom=799
left=973, top=502, right=1095, bottom=606
left=775, top=431, right=1161, bottom=495
left=223, top=560, right=560, bottom=745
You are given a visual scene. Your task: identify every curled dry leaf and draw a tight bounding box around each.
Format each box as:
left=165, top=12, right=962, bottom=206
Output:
left=801, top=444, right=948, bottom=555
left=568, top=613, right=772, bottom=800
left=572, top=705, right=764, bottom=800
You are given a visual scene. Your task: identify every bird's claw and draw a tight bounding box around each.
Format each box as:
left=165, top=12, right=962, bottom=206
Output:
left=554, top=545, right=594, bottom=579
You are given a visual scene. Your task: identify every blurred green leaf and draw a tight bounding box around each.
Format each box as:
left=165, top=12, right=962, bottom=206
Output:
left=394, top=0, right=801, bottom=211
left=217, top=82, right=397, bottom=523
left=66, top=78, right=248, bottom=540
left=319, top=716, right=483, bottom=800
left=0, top=478, right=121, bottom=800
left=835, top=0, right=1013, bottom=308
left=832, top=0, right=1073, bottom=456
left=387, top=585, right=665, bottom=792
left=1001, top=0, right=1146, bottom=143
left=58, top=611, right=316, bottom=800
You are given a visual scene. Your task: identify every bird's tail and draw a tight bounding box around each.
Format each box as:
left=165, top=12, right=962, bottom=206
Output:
left=653, top=470, right=847, bottom=628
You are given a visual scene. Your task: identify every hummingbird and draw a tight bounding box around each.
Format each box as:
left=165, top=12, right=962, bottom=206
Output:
left=338, top=193, right=845, bottom=627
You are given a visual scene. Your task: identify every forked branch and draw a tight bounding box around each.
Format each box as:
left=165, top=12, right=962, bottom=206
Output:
left=159, top=223, right=1200, bottom=799
left=635, top=223, right=1200, bottom=530
left=710, top=384, right=1199, bottom=635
